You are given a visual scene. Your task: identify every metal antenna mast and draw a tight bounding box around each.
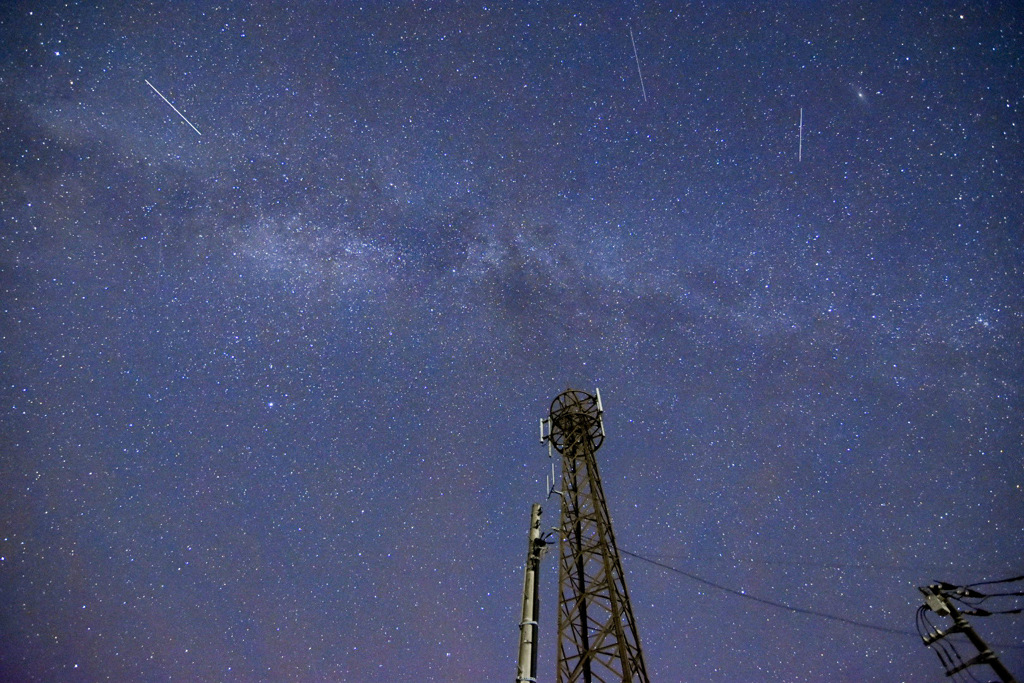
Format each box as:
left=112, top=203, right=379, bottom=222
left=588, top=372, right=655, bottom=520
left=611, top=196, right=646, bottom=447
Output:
left=541, top=389, right=649, bottom=683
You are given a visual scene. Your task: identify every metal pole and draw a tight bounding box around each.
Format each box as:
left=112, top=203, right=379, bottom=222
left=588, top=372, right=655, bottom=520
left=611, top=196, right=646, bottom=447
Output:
left=517, top=504, right=544, bottom=683
left=919, top=585, right=1019, bottom=683
left=943, top=596, right=1018, bottom=683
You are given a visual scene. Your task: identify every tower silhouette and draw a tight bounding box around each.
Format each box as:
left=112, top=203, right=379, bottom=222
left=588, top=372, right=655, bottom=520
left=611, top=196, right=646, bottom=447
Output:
left=541, top=389, right=649, bottom=683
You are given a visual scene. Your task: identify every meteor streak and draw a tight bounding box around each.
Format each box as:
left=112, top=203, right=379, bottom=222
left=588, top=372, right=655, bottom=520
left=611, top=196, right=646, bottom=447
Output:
left=799, top=107, right=803, bottom=161
left=629, top=27, right=647, bottom=103
left=145, top=79, right=201, bottom=136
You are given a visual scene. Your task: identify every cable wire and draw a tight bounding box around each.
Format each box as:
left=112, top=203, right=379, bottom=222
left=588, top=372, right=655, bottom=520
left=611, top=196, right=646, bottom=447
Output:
left=620, top=547, right=916, bottom=636
left=622, top=548, right=1024, bottom=650
left=967, top=575, right=1024, bottom=588
left=642, top=551, right=967, bottom=574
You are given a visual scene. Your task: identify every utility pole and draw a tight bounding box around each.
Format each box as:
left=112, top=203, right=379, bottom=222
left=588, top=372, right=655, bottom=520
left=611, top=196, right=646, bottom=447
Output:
left=541, top=389, right=649, bottom=683
left=918, top=584, right=1019, bottom=683
left=516, top=503, right=546, bottom=683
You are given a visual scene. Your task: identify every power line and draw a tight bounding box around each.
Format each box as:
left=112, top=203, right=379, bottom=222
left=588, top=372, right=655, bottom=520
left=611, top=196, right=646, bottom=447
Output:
left=968, top=575, right=1024, bottom=588
left=640, top=550, right=1008, bottom=576
left=620, top=548, right=915, bottom=636
left=621, top=547, right=1024, bottom=650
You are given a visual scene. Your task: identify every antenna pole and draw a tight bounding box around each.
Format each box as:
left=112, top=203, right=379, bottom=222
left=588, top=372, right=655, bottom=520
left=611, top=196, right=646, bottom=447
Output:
left=516, top=503, right=545, bottom=683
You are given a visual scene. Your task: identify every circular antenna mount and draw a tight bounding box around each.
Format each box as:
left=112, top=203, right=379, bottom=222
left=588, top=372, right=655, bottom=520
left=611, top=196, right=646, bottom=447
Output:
left=548, top=389, right=604, bottom=453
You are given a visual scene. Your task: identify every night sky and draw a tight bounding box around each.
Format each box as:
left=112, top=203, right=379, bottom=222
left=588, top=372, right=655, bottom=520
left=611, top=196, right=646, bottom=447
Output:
left=2, top=2, right=1022, bottom=681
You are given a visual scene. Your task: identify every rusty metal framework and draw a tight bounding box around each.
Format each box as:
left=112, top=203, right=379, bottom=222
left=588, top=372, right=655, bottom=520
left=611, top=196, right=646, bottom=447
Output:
left=542, top=389, right=649, bottom=683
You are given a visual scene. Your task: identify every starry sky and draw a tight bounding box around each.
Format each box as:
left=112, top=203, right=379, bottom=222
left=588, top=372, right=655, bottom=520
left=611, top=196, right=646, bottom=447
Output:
left=2, top=2, right=1022, bottom=681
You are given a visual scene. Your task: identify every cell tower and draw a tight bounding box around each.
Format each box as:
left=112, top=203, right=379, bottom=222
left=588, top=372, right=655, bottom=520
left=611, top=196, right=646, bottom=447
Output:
left=540, top=389, right=649, bottom=683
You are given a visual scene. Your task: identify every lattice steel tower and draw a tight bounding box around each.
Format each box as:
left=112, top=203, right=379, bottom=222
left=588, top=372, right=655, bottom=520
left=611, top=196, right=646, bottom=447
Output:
left=540, top=389, right=649, bottom=683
